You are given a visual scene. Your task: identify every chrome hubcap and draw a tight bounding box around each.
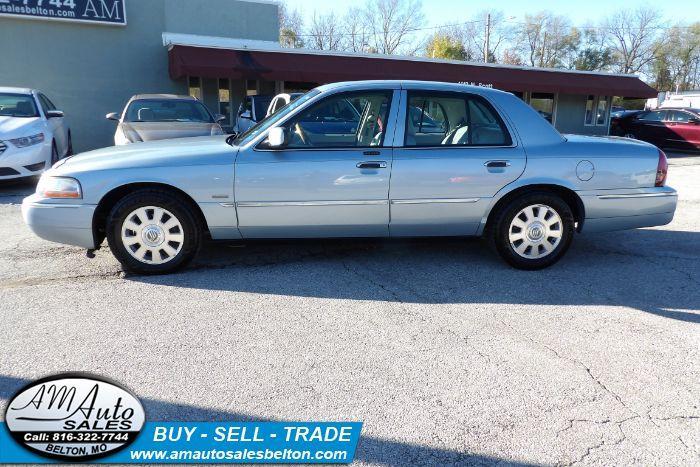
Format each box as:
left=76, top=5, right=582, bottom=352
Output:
left=121, top=206, right=184, bottom=265
left=508, top=204, right=563, bottom=259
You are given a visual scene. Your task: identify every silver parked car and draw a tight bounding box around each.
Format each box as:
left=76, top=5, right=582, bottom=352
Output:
left=23, top=81, right=677, bottom=274
left=106, top=94, right=225, bottom=145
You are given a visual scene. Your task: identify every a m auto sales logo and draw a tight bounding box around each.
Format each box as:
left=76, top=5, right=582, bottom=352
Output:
left=5, top=373, right=145, bottom=461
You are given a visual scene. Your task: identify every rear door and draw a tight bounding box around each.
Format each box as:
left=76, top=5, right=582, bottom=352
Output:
left=389, top=89, right=526, bottom=236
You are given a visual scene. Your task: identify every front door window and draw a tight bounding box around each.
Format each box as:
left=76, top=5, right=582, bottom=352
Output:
left=269, top=91, right=392, bottom=149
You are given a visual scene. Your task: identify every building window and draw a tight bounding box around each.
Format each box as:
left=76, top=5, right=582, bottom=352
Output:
left=585, top=95, right=595, bottom=125
left=584, top=95, right=610, bottom=127
left=246, top=79, right=258, bottom=96
left=188, top=77, right=202, bottom=100
left=218, top=78, right=231, bottom=127
left=530, top=92, right=556, bottom=124
left=596, top=96, right=609, bottom=126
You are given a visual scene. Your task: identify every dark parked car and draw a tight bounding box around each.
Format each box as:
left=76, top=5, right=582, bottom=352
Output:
left=611, top=108, right=700, bottom=150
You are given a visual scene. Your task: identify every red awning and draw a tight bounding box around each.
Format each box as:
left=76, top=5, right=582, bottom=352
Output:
left=168, top=45, right=657, bottom=98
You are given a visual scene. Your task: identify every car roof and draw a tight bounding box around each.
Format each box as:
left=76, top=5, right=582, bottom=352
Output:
left=315, top=80, right=510, bottom=96
left=661, top=107, right=700, bottom=113
left=129, top=94, right=196, bottom=101
left=0, top=86, right=34, bottom=95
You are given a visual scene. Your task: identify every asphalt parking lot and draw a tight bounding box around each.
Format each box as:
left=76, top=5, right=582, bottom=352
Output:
left=1, top=156, right=698, bottom=466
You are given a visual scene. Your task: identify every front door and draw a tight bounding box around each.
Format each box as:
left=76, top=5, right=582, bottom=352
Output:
left=390, top=90, right=526, bottom=236
left=631, top=110, right=668, bottom=146
left=235, top=89, right=398, bottom=238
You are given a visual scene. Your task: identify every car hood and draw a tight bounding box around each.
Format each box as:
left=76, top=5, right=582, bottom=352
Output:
left=0, top=116, right=43, bottom=139
left=121, top=121, right=220, bottom=142
left=52, top=135, right=236, bottom=175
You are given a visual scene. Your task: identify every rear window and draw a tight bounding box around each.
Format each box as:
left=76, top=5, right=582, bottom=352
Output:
left=0, top=93, right=39, bottom=117
left=125, top=99, right=214, bottom=123
left=253, top=97, right=272, bottom=120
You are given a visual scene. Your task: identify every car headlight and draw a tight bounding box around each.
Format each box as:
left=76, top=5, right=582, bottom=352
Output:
left=10, top=133, right=44, bottom=148
left=36, top=176, right=82, bottom=199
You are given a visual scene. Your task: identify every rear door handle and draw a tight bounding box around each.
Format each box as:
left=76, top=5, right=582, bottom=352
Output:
left=485, top=160, right=510, bottom=168
left=357, top=161, right=387, bottom=169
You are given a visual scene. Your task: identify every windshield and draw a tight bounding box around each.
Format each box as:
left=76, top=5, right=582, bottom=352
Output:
left=0, top=93, right=39, bottom=118
left=125, top=99, right=214, bottom=123
left=232, top=90, right=320, bottom=146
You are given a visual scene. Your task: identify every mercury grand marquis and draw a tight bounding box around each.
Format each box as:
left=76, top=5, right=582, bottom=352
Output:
left=22, top=81, right=677, bottom=274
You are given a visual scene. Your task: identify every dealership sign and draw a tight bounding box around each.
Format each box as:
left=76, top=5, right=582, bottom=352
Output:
left=0, top=0, right=126, bottom=26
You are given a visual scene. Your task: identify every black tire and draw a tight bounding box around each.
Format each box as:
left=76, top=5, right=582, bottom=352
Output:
left=50, top=142, right=59, bottom=165
left=66, top=132, right=73, bottom=157
left=489, top=192, right=575, bottom=270
left=106, top=189, right=202, bottom=274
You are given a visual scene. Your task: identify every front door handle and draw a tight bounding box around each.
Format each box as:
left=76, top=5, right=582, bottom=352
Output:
left=485, top=160, right=511, bottom=168
left=357, top=161, right=387, bottom=169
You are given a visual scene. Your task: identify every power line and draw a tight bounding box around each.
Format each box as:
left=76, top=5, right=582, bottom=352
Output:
left=292, top=18, right=488, bottom=38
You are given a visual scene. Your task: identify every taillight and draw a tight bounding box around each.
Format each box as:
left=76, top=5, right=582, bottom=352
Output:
left=655, top=149, right=668, bottom=187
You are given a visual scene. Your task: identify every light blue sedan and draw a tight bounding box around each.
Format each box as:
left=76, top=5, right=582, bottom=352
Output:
left=22, top=81, right=677, bottom=273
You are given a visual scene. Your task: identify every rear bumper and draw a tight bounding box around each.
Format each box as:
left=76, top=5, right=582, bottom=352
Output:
left=579, top=186, right=677, bottom=233
left=22, top=194, right=96, bottom=249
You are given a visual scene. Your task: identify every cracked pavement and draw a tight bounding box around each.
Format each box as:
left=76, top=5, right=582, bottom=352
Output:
left=1, top=157, right=699, bottom=466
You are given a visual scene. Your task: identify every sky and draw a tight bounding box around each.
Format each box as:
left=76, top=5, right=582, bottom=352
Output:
left=281, top=0, right=700, bottom=31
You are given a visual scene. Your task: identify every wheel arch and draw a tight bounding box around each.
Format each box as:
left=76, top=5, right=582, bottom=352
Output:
left=92, top=182, right=209, bottom=248
left=482, top=183, right=585, bottom=235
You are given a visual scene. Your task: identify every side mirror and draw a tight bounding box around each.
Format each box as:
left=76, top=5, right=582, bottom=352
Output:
left=239, top=110, right=252, bottom=120
left=267, top=127, right=287, bottom=148
left=46, top=110, right=64, bottom=118
left=689, top=117, right=700, bottom=124
left=215, top=114, right=227, bottom=123
left=106, top=112, right=120, bottom=121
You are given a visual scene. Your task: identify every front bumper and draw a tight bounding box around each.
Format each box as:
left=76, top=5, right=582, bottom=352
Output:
left=0, top=141, right=51, bottom=179
left=22, top=194, right=97, bottom=249
left=579, top=186, right=678, bottom=233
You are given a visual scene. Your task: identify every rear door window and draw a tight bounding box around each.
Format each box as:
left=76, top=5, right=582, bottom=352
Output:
left=405, top=92, right=511, bottom=147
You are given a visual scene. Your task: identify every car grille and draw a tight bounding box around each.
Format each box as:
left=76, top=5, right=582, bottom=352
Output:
left=0, top=141, right=6, bottom=155
left=0, top=167, right=20, bottom=176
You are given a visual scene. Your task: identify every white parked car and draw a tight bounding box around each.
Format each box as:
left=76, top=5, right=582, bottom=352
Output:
left=0, top=87, right=72, bottom=180
left=266, top=92, right=304, bottom=117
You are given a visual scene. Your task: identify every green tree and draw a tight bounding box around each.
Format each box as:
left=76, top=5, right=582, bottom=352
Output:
left=425, top=33, right=469, bottom=60
left=571, top=29, right=612, bottom=71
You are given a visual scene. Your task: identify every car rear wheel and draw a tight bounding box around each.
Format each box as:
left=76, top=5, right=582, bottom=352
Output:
left=490, top=192, right=575, bottom=270
left=66, top=132, right=73, bottom=157
left=106, top=189, right=202, bottom=274
left=50, top=142, right=59, bottom=165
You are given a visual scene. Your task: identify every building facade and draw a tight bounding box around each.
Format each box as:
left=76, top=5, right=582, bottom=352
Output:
left=0, top=0, right=278, bottom=151
left=1, top=0, right=656, bottom=152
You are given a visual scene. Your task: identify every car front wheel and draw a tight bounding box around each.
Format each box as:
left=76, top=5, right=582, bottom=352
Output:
left=106, top=189, right=202, bottom=274
left=490, top=192, right=575, bottom=270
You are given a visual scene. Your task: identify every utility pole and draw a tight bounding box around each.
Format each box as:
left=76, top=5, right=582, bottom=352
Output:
left=484, top=13, right=491, bottom=63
